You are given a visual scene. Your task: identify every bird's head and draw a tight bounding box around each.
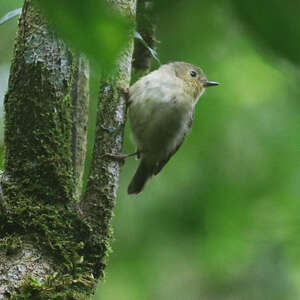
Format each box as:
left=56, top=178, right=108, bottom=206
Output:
left=170, top=62, right=219, bottom=101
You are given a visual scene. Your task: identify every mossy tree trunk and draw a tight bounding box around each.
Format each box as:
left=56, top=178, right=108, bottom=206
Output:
left=0, top=0, right=136, bottom=299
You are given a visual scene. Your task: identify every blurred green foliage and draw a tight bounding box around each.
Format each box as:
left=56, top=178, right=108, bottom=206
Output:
left=1, top=1, right=300, bottom=299
left=36, top=0, right=134, bottom=71
left=231, top=0, right=300, bottom=66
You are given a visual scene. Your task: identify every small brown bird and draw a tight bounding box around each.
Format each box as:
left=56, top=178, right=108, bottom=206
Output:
left=127, top=62, right=219, bottom=194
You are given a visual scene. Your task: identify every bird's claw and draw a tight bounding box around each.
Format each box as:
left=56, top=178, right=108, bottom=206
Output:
left=103, top=152, right=139, bottom=161
left=100, top=125, right=117, bottom=133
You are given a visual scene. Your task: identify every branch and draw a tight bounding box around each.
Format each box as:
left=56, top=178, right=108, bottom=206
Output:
left=81, top=0, right=137, bottom=279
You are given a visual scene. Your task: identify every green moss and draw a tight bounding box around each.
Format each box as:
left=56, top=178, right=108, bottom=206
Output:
left=1, top=186, right=106, bottom=299
left=0, top=235, right=23, bottom=256
left=9, top=273, right=94, bottom=300
left=4, top=5, right=75, bottom=203
left=4, top=60, right=75, bottom=203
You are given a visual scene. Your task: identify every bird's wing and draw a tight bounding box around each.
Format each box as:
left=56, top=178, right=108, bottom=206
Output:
left=153, top=115, right=193, bottom=175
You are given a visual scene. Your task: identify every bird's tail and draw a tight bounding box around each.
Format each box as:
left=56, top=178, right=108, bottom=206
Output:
left=128, top=160, right=151, bottom=194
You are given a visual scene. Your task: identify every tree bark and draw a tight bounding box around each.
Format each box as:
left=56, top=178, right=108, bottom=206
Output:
left=0, top=0, right=136, bottom=299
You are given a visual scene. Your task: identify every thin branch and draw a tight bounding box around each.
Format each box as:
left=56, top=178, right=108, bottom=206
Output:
left=0, top=8, right=22, bottom=25
left=81, top=0, right=137, bottom=278
left=132, top=0, right=158, bottom=75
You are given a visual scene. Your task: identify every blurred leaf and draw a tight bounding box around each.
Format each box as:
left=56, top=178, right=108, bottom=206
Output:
left=0, top=8, right=22, bottom=25
left=231, top=0, right=300, bottom=65
left=35, top=0, right=133, bottom=71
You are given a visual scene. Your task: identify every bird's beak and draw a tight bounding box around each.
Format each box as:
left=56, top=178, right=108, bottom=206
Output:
left=203, top=80, right=219, bottom=87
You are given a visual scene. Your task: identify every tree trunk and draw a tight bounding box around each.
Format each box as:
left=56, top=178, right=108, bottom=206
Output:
left=0, top=0, right=136, bottom=299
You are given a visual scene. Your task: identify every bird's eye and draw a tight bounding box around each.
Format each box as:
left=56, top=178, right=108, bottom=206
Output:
left=190, top=71, right=197, bottom=77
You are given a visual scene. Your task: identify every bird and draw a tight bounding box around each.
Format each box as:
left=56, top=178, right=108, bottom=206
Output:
left=127, top=61, right=219, bottom=194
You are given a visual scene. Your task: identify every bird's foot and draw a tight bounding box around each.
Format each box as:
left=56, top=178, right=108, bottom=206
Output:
left=118, top=87, right=130, bottom=104
left=104, top=151, right=139, bottom=161
left=100, top=124, right=117, bottom=133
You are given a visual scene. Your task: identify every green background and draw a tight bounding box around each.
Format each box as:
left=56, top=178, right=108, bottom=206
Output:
left=1, top=1, right=300, bottom=299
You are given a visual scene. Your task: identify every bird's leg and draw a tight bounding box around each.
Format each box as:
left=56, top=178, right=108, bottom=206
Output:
left=104, top=151, right=139, bottom=161
left=100, top=124, right=117, bottom=133
left=118, top=87, right=130, bottom=107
